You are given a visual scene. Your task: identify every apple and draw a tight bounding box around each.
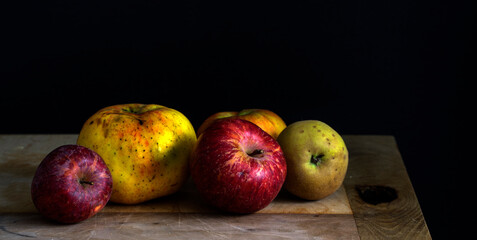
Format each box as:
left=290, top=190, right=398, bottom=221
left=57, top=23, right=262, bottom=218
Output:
left=277, top=120, right=348, bottom=200
left=31, top=145, right=112, bottom=223
left=77, top=104, right=197, bottom=204
left=196, top=109, right=286, bottom=139
left=190, top=118, right=287, bottom=213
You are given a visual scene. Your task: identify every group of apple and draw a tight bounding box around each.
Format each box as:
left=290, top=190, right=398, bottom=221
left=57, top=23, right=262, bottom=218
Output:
left=31, top=104, right=348, bottom=223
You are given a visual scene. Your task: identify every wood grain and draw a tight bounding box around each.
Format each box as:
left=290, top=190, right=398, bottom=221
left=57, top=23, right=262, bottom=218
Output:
left=0, top=213, right=359, bottom=240
left=343, top=135, right=431, bottom=239
left=103, top=181, right=351, bottom=214
left=0, top=135, right=77, bottom=214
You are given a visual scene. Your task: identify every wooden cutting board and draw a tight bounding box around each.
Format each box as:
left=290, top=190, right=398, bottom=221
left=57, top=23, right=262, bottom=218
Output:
left=0, top=134, right=431, bottom=239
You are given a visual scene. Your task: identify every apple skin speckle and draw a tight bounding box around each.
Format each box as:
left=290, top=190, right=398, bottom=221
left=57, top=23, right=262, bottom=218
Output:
left=277, top=120, right=348, bottom=200
left=77, top=104, right=197, bottom=205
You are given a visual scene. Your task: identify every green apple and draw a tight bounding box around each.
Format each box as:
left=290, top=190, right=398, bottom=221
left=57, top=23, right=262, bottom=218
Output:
left=277, top=120, right=348, bottom=200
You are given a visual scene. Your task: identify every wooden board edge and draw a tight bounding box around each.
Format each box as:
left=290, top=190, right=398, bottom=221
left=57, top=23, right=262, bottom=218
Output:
left=343, top=135, right=432, bottom=239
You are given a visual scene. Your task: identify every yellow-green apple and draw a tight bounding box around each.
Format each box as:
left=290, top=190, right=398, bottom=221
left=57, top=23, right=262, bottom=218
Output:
left=31, top=145, right=112, bottom=223
left=277, top=120, right=348, bottom=200
left=196, top=109, right=286, bottom=139
left=77, top=104, right=197, bottom=204
left=190, top=118, right=287, bottom=213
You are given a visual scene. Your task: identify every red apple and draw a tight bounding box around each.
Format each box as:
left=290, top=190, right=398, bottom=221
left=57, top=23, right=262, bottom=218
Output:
left=190, top=119, right=287, bottom=213
left=31, top=145, right=113, bottom=223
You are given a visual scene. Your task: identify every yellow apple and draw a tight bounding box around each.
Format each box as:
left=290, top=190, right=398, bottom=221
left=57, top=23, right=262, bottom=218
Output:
left=277, top=120, right=348, bottom=200
left=77, top=104, right=197, bottom=204
left=197, top=109, right=286, bottom=139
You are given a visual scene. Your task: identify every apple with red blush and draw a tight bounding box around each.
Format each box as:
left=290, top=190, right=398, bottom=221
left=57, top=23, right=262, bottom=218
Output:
left=197, top=109, right=286, bottom=139
left=31, top=145, right=112, bottom=223
left=190, top=118, right=287, bottom=213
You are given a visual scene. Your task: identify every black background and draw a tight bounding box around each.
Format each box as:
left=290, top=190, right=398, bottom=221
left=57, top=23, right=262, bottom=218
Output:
left=1, top=0, right=472, bottom=238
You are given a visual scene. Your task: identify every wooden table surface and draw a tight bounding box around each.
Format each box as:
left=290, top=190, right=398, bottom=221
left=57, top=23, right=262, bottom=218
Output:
left=0, top=134, right=431, bottom=239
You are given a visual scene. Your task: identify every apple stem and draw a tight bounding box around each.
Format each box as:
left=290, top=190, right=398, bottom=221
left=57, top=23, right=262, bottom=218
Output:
left=248, top=149, right=264, bottom=158
left=80, top=180, right=94, bottom=186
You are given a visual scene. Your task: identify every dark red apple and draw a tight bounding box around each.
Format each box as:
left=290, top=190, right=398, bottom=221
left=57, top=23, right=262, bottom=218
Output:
left=31, top=145, right=112, bottom=223
left=190, top=118, right=287, bottom=213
